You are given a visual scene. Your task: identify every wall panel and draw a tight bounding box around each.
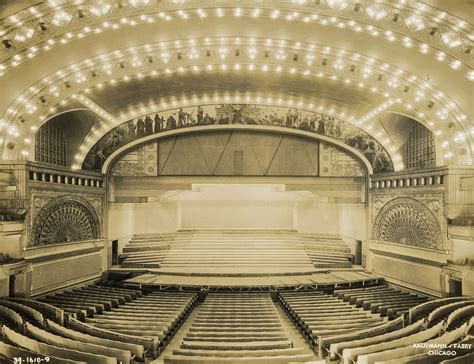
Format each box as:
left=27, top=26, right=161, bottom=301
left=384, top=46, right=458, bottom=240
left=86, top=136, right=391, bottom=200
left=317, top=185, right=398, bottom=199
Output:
left=371, top=254, right=442, bottom=296
left=30, top=251, right=102, bottom=296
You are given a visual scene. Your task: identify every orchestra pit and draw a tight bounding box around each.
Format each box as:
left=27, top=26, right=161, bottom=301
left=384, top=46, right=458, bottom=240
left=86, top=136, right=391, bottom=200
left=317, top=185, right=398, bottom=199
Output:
left=0, top=0, right=473, bottom=363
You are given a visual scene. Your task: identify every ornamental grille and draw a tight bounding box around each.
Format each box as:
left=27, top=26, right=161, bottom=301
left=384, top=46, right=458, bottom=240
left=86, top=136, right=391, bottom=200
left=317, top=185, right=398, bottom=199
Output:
left=405, top=123, right=436, bottom=170
left=373, top=197, right=442, bottom=250
left=35, top=118, right=67, bottom=166
left=32, top=197, right=100, bottom=245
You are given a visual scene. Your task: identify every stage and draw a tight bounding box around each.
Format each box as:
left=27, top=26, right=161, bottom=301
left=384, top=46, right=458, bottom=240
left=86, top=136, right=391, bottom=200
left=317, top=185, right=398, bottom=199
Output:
left=120, top=267, right=382, bottom=291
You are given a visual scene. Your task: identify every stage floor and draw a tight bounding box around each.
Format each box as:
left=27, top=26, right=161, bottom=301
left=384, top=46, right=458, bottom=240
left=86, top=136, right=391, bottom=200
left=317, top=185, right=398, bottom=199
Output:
left=122, top=268, right=382, bottom=290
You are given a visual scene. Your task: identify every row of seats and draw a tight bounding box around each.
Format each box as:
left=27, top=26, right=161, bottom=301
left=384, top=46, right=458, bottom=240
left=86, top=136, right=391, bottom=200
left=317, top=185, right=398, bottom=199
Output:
left=164, top=292, right=316, bottom=363
left=1, top=283, right=472, bottom=363
left=0, top=285, right=198, bottom=362
left=0, top=297, right=137, bottom=363
left=81, top=290, right=197, bottom=356
left=38, top=284, right=143, bottom=319
left=328, top=300, right=474, bottom=364
left=278, top=289, right=387, bottom=357
left=333, top=285, right=430, bottom=318
left=279, top=287, right=473, bottom=363
left=408, top=296, right=474, bottom=324
left=424, top=298, right=474, bottom=328
left=38, top=284, right=197, bottom=357
left=121, top=232, right=174, bottom=268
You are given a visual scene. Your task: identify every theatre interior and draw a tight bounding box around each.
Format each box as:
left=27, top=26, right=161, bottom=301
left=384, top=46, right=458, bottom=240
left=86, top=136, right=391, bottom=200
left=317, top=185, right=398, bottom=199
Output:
left=0, top=0, right=473, bottom=363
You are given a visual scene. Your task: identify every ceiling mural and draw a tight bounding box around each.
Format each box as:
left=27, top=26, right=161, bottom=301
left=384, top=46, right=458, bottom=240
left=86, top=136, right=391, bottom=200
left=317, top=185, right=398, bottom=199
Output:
left=82, top=104, right=393, bottom=174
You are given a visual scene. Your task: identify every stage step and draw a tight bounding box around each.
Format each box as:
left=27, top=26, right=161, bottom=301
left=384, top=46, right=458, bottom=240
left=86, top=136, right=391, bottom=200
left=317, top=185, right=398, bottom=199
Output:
left=120, top=230, right=353, bottom=274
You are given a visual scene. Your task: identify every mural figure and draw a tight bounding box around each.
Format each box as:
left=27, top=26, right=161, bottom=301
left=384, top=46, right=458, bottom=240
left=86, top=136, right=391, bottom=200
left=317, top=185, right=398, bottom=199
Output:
left=144, top=115, right=153, bottom=135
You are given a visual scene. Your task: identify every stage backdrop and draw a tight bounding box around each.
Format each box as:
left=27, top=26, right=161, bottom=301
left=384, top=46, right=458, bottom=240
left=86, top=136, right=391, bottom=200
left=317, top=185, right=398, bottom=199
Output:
left=109, top=131, right=364, bottom=177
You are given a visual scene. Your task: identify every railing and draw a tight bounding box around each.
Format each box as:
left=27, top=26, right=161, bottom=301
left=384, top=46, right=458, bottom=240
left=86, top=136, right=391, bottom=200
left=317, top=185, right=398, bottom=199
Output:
left=370, top=167, right=447, bottom=190
left=28, top=163, right=104, bottom=188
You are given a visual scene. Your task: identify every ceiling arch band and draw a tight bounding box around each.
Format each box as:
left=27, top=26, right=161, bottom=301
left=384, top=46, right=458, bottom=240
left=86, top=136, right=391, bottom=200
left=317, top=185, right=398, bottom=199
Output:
left=0, top=1, right=472, bottom=79
left=1, top=38, right=470, bottom=166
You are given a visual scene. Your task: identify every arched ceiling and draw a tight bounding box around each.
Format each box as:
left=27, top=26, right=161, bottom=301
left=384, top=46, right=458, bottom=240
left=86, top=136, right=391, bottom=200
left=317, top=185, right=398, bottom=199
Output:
left=0, top=0, right=472, bottom=169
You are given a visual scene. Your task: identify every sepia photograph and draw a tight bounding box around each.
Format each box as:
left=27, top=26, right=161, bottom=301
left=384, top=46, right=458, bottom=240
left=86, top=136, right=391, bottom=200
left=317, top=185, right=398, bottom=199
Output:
left=0, top=0, right=473, bottom=363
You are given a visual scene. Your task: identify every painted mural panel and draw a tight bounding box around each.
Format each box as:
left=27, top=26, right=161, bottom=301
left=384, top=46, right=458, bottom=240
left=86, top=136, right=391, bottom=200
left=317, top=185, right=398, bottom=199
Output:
left=83, top=104, right=393, bottom=174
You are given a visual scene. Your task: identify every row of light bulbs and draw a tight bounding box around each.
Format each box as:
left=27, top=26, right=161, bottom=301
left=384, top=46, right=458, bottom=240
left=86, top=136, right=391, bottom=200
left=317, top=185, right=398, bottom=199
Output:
left=22, top=77, right=462, bottom=171
left=6, top=69, right=469, bottom=167
left=57, top=63, right=455, bottom=170
left=19, top=61, right=439, bottom=129
left=4, top=0, right=470, bottom=41
left=4, top=37, right=468, bottom=134
left=2, top=40, right=469, bottom=163
left=4, top=70, right=468, bottom=148
left=0, top=4, right=471, bottom=80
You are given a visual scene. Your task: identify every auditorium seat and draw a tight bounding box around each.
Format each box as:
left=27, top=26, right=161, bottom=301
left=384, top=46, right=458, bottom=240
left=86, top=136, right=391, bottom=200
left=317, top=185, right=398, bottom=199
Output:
left=164, top=292, right=316, bottom=363
left=7, top=297, right=65, bottom=325
left=68, top=317, right=156, bottom=357
left=408, top=297, right=472, bottom=324
left=319, top=297, right=474, bottom=360
left=279, top=289, right=386, bottom=354
left=0, top=299, right=45, bottom=324
left=374, top=320, right=473, bottom=363
left=323, top=316, right=405, bottom=359
left=3, top=325, right=117, bottom=363
left=445, top=305, right=474, bottom=331
left=13, top=284, right=197, bottom=360
left=0, top=340, right=77, bottom=364
left=0, top=305, right=24, bottom=328
left=333, top=285, right=431, bottom=318
left=47, top=319, right=145, bottom=360
left=82, top=290, right=197, bottom=356
left=25, top=322, right=133, bottom=363
left=341, top=321, right=445, bottom=364
left=426, top=300, right=474, bottom=327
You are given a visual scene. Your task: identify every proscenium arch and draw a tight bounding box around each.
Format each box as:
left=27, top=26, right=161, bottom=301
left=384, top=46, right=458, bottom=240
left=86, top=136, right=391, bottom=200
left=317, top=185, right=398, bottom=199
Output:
left=101, top=124, right=374, bottom=176
left=79, top=100, right=395, bottom=170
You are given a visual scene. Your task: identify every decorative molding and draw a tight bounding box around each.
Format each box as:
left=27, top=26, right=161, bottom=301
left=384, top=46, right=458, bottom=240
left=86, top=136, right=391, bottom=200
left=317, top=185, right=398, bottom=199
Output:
left=370, top=166, right=446, bottom=190
left=319, top=143, right=364, bottom=177
left=373, top=196, right=443, bottom=250
left=29, top=194, right=102, bottom=246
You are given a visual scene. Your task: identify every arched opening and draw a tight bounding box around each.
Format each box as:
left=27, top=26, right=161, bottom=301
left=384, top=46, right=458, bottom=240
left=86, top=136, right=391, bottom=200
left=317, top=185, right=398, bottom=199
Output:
left=34, top=109, right=98, bottom=167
